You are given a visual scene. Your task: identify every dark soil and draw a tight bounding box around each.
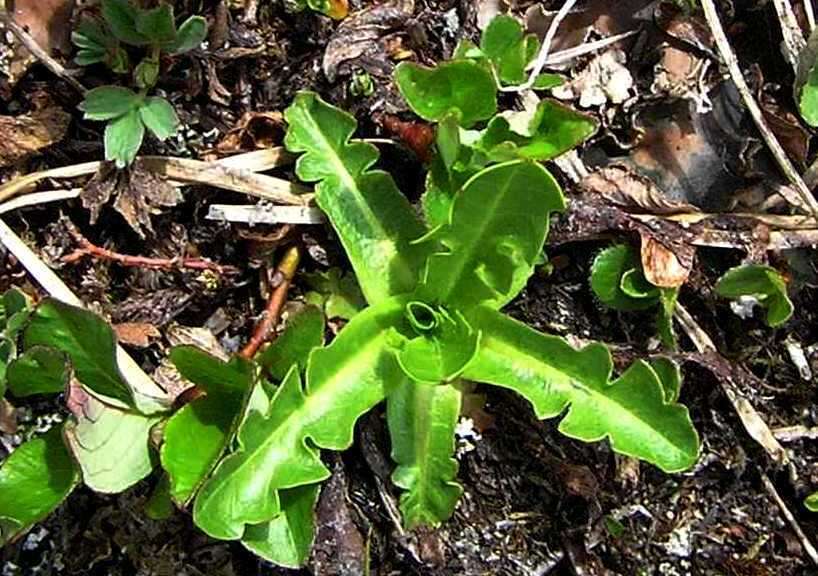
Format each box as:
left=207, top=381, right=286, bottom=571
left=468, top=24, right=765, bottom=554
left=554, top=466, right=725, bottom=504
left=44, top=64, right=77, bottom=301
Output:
left=3, top=1, right=818, bottom=575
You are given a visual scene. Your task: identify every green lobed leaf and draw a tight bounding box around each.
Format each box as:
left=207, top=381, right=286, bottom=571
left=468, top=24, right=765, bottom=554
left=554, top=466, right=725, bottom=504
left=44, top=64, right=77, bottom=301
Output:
left=6, top=346, right=68, bottom=397
left=193, top=297, right=409, bottom=540
left=715, top=264, right=794, bottom=327
left=166, top=15, right=208, bottom=54
left=136, top=4, right=176, bottom=43
left=24, top=298, right=134, bottom=408
left=0, top=427, right=80, bottom=545
left=387, top=380, right=462, bottom=528
left=242, top=484, right=320, bottom=568
left=101, top=0, right=150, bottom=45
left=591, top=245, right=659, bottom=311
left=806, top=491, right=818, bottom=512
left=463, top=306, right=700, bottom=472
left=160, top=347, right=254, bottom=505
left=285, top=92, right=430, bottom=304
left=139, top=97, right=179, bottom=141
left=257, top=305, right=325, bottom=381
left=421, top=160, right=565, bottom=311
left=81, top=86, right=141, bottom=121
left=64, top=380, right=161, bottom=493
left=394, top=61, right=497, bottom=128
left=105, top=108, right=145, bottom=168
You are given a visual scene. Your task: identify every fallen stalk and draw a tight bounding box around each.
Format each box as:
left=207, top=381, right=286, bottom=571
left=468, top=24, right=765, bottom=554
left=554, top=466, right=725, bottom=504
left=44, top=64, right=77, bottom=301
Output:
left=62, top=223, right=239, bottom=275
left=239, top=245, right=301, bottom=359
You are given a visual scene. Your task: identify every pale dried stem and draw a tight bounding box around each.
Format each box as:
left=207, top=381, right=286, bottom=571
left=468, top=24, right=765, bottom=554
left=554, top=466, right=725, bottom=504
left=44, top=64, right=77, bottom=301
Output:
left=701, top=0, right=818, bottom=219
left=806, top=0, right=817, bottom=33
left=772, top=0, right=807, bottom=71
left=760, top=473, right=818, bottom=566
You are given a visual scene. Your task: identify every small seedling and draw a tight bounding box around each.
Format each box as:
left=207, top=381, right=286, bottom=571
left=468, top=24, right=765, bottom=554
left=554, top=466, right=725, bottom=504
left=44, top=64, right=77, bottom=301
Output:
left=72, top=0, right=208, bottom=167
left=590, top=244, right=679, bottom=349
left=714, top=264, right=793, bottom=327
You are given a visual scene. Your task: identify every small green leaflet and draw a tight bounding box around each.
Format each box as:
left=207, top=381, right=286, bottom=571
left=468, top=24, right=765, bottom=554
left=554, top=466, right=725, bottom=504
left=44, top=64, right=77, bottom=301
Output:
left=82, top=86, right=142, bottom=121
left=285, top=92, right=431, bottom=305
left=806, top=491, right=818, bottom=512
left=303, top=268, right=366, bottom=321
left=257, top=305, right=325, bottom=381
left=167, top=16, right=208, bottom=54
left=139, top=97, right=178, bottom=141
left=394, top=61, right=497, bottom=128
left=105, top=108, right=145, bottom=168
left=479, top=14, right=538, bottom=85
left=0, top=427, right=80, bottom=545
left=463, top=307, right=699, bottom=472
left=387, top=380, right=462, bottom=527
left=715, top=264, right=793, bottom=327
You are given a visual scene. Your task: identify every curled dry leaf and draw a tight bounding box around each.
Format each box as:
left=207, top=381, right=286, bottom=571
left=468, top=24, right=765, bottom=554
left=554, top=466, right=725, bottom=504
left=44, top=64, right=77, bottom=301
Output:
left=113, top=322, right=161, bottom=348
left=0, top=105, right=70, bottom=167
left=215, top=111, right=285, bottom=154
left=81, top=161, right=183, bottom=238
left=322, top=0, right=414, bottom=82
left=580, top=165, right=698, bottom=215
left=639, top=233, right=693, bottom=288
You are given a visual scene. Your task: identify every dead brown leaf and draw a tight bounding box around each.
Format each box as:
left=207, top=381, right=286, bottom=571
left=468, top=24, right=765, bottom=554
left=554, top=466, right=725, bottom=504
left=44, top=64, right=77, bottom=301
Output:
left=581, top=165, right=698, bottom=215
left=0, top=105, right=70, bottom=167
left=0, top=398, right=16, bottom=434
left=322, top=0, right=414, bottom=82
left=81, top=161, right=183, bottom=238
left=6, top=0, right=75, bottom=55
left=114, top=322, right=161, bottom=348
left=215, top=111, right=284, bottom=154
left=640, top=233, right=693, bottom=288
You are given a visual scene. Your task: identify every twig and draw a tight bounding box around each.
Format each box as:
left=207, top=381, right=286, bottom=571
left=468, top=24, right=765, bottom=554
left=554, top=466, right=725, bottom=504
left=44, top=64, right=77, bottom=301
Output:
left=207, top=204, right=326, bottom=225
left=807, top=0, right=817, bottom=33
left=760, top=472, right=818, bottom=566
left=0, top=218, right=169, bottom=411
left=62, top=223, right=240, bottom=275
left=503, top=0, right=581, bottom=93
left=772, top=425, right=818, bottom=442
left=771, top=0, right=807, bottom=71
left=675, top=304, right=790, bottom=466
left=701, top=0, right=818, bottom=220
left=239, top=245, right=301, bottom=359
left=0, top=11, right=87, bottom=95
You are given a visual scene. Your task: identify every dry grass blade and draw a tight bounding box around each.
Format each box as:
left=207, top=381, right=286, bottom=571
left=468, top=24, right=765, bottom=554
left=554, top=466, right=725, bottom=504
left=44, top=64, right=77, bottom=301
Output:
left=760, top=473, right=818, bottom=566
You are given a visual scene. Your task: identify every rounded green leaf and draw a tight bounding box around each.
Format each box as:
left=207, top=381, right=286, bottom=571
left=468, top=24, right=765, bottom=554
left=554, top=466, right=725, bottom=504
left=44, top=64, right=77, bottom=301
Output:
left=105, top=108, right=145, bottom=168
left=715, top=264, right=793, bottom=327
left=81, top=86, right=141, bottom=121
left=139, top=97, right=179, bottom=141
left=480, top=14, right=528, bottom=84
left=590, top=245, right=659, bottom=311
left=136, top=4, right=176, bottom=43
left=394, top=60, right=497, bottom=128
left=167, top=15, right=208, bottom=54
left=0, top=427, right=80, bottom=545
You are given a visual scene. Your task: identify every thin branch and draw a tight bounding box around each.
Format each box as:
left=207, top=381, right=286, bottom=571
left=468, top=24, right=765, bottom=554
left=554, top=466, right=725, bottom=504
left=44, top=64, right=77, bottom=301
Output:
left=62, top=222, right=240, bottom=275
left=502, top=0, right=581, bottom=93
left=701, top=0, right=818, bottom=220
left=0, top=11, right=87, bottom=95
left=760, top=473, right=818, bottom=566
left=239, top=245, right=301, bottom=359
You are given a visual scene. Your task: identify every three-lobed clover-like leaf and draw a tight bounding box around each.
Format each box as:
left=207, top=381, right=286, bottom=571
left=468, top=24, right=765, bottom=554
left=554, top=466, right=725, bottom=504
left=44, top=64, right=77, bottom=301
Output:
left=715, top=264, right=794, bottom=328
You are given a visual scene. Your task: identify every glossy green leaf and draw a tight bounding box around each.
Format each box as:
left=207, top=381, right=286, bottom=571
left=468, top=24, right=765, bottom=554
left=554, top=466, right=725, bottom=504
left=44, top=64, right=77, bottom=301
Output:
left=24, top=298, right=134, bottom=408
left=166, top=16, right=208, bottom=54
left=6, top=346, right=68, bottom=397
left=0, top=427, right=79, bottom=545
left=387, top=380, right=462, bottom=528
left=620, top=268, right=658, bottom=299
left=396, top=303, right=480, bottom=383
left=193, top=297, right=408, bottom=540
left=81, top=86, right=141, bottom=121
left=139, top=97, right=179, bottom=141
left=463, top=307, right=699, bottom=472
left=242, top=484, right=320, bottom=568
left=480, top=15, right=530, bottom=84
left=64, top=381, right=161, bottom=492
left=649, top=357, right=682, bottom=404
left=806, top=491, right=818, bottom=512
left=285, top=92, right=430, bottom=304
left=715, top=264, right=794, bottom=327
left=394, top=61, right=497, bottom=128
left=136, top=4, right=176, bottom=43
left=421, top=160, right=565, bottom=310
left=101, top=0, right=150, bottom=45
left=257, top=305, right=325, bottom=380
left=161, top=348, right=254, bottom=505
left=591, top=245, right=658, bottom=311
left=105, top=108, right=145, bottom=168
left=475, top=100, right=597, bottom=162
left=304, top=268, right=366, bottom=321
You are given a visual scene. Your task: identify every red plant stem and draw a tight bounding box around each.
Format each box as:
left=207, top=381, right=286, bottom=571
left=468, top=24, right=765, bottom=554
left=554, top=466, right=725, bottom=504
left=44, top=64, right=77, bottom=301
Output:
left=239, top=245, right=301, bottom=359
left=62, top=226, right=239, bottom=275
